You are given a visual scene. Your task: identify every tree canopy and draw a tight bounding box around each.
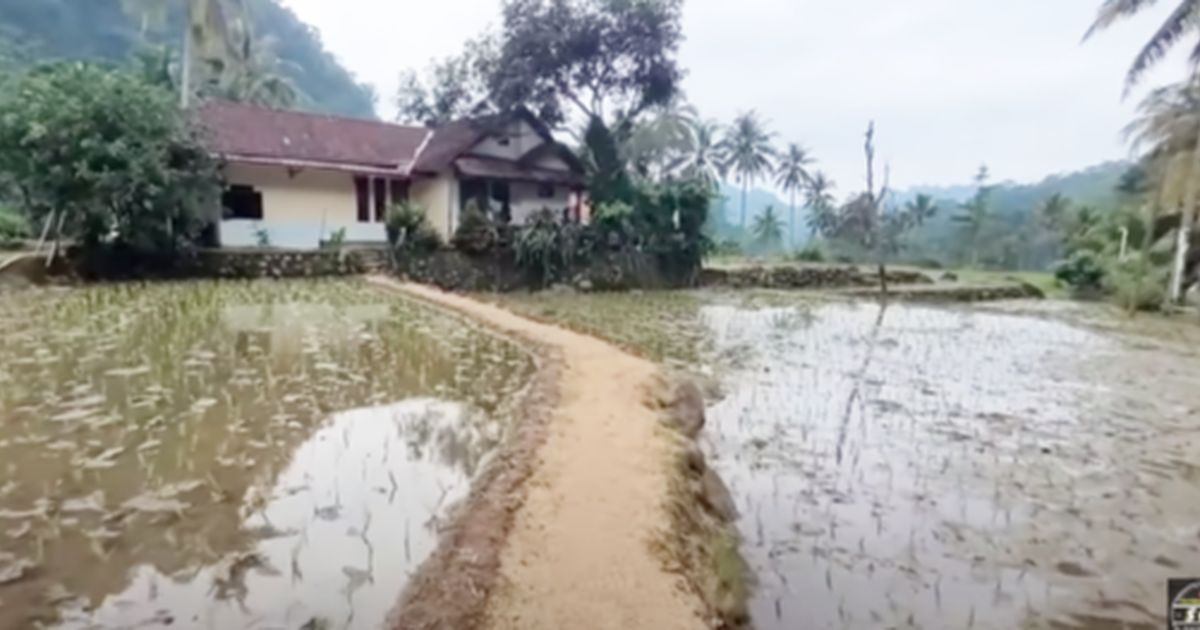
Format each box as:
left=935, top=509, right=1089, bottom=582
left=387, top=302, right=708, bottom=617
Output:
left=0, top=62, right=220, bottom=254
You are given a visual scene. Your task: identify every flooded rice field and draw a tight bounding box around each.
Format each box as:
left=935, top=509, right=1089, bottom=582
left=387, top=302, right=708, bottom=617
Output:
left=0, top=280, right=533, bottom=629
left=496, top=292, right=1200, bottom=630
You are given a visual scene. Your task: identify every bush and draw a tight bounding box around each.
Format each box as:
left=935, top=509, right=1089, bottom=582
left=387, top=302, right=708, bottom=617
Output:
left=1053, top=250, right=1105, bottom=294
left=0, top=62, right=220, bottom=255
left=1105, top=255, right=1167, bottom=312
left=409, top=223, right=444, bottom=253
left=515, top=209, right=563, bottom=286
left=452, top=200, right=497, bottom=255
left=591, top=200, right=633, bottom=247
left=790, top=244, right=825, bottom=263
left=385, top=201, right=427, bottom=247
left=322, top=227, right=347, bottom=250
left=0, top=207, right=27, bottom=247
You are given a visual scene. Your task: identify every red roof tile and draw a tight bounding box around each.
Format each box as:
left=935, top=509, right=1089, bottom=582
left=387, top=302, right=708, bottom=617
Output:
left=197, top=101, right=431, bottom=171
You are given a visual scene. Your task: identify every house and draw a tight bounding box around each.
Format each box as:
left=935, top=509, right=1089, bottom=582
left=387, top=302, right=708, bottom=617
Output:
left=198, top=101, right=588, bottom=249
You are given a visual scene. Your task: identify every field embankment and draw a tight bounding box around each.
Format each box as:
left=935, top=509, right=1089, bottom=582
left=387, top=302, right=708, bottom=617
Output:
left=371, top=277, right=743, bottom=630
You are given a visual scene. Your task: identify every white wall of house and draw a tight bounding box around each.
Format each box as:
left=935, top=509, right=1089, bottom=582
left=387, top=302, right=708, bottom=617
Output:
left=219, top=162, right=388, bottom=249
left=510, top=182, right=572, bottom=225
left=411, top=173, right=459, bottom=240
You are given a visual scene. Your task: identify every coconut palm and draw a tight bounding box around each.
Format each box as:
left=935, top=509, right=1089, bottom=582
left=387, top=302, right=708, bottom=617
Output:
left=804, top=171, right=837, bottom=237
left=121, top=0, right=250, bottom=107
left=904, top=194, right=939, bottom=225
left=775, top=143, right=814, bottom=248
left=718, top=111, right=776, bottom=230
left=212, top=29, right=299, bottom=107
left=1086, top=0, right=1200, bottom=90
left=1125, top=77, right=1200, bottom=300
left=677, top=120, right=724, bottom=190
left=1038, top=193, right=1070, bottom=232
left=953, top=165, right=992, bottom=267
left=624, top=101, right=697, bottom=181
left=752, top=206, right=785, bottom=250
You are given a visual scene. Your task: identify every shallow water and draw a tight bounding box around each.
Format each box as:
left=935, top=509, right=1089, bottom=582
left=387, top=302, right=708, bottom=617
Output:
left=703, top=300, right=1200, bottom=630
left=0, top=281, right=532, bottom=629
left=494, top=291, right=1200, bottom=630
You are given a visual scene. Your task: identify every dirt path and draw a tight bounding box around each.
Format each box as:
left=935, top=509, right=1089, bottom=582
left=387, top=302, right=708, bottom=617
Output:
left=369, top=277, right=706, bottom=630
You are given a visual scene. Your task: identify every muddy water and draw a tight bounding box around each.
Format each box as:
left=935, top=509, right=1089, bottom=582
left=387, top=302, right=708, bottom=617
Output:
left=0, top=281, right=532, bottom=629
left=703, top=300, right=1200, bottom=629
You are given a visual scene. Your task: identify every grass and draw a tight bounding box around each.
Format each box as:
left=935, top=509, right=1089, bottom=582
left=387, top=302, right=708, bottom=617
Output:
left=950, top=268, right=1065, bottom=298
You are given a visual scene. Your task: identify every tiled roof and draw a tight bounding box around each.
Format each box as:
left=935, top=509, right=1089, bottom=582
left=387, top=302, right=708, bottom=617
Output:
left=197, top=101, right=431, bottom=171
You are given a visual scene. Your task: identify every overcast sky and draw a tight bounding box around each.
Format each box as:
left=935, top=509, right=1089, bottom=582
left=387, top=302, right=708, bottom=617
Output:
left=282, top=0, right=1190, bottom=191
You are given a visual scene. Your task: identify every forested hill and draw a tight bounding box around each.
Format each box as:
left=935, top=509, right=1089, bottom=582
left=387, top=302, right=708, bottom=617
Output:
left=893, top=161, right=1131, bottom=212
left=0, top=0, right=376, bottom=119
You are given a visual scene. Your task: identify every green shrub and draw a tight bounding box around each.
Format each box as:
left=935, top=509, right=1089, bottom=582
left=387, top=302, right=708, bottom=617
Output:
left=322, top=227, right=347, bottom=250
left=452, top=200, right=497, bottom=255
left=592, top=200, right=633, bottom=246
left=385, top=201, right=427, bottom=247
left=713, top=239, right=743, bottom=257
left=0, top=207, right=27, bottom=246
left=254, top=224, right=271, bottom=247
left=515, top=209, right=563, bottom=286
left=1105, top=255, right=1168, bottom=312
left=1053, top=250, right=1105, bottom=294
left=410, top=223, right=444, bottom=253
left=790, top=244, right=825, bottom=263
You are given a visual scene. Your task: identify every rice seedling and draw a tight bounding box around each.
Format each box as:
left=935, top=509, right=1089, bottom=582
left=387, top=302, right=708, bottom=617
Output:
left=0, top=279, right=534, bottom=628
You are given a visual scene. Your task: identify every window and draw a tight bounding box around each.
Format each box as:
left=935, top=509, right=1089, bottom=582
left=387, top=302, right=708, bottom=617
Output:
left=497, top=135, right=511, bottom=147
left=374, top=178, right=388, bottom=222
left=537, top=183, right=555, bottom=199
left=222, top=184, right=263, bottom=220
left=355, top=177, right=370, bottom=223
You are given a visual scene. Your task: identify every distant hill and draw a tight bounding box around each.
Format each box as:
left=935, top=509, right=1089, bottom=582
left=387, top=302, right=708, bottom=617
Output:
left=712, top=182, right=812, bottom=245
left=898, top=160, right=1132, bottom=269
left=0, top=0, right=377, bottom=119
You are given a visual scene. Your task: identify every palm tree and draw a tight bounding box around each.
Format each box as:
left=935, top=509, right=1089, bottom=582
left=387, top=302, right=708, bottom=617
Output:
left=804, top=171, right=837, bottom=238
left=1086, top=0, right=1200, bottom=91
left=678, top=120, right=724, bottom=190
left=212, top=29, right=299, bottom=107
left=718, top=111, right=776, bottom=230
left=1038, top=193, right=1070, bottom=232
left=775, top=143, right=814, bottom=248
left=752, top=206, right=785, bottom=251
left=122, top=0, right=250, bottom=107
left=954, top=165, right=991, bottom=267
left=1125, top=78, right=1200, bottom=301
left=904, top=194, right=939, bottom=225
left=624, top=101, right=697, bottom=181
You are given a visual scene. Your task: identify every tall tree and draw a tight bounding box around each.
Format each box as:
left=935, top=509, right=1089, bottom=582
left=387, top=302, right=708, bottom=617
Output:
left=752, top=206, right=785, bottom=251
left=805, top=171, right=837, bottom=238
left=1088, top=1, right=1200, bottom=302
left=121, top=0, right=249, bottom=107
left=484, top=0, right=684, bottom=204
left=1125, top=77, right=1200, bottom=299
left=624, top=100, right=697, bottom=181
left=209, top=26, right=297, bottom=107
left=395, top=36, right=496, bottom=126
left=719, top=110, right=776, bottom=230
left=775, top=143, right=814, bottom=248
left=678, top=120, right=724, bottom=190
left=954, top=165, right=992, bottom=267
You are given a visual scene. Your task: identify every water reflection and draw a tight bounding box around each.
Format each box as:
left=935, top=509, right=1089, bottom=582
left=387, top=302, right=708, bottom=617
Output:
left=0, top=280, right=532, bottom=629
left=702, top=301, right=1200, bottom=630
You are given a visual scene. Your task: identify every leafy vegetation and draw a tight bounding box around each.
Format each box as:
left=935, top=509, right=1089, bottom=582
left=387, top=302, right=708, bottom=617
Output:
left=0, top=62, right=220, bottom=255
left=0, top=0, right=375, bottom=117
left=452, top=200, right=500, bottom=255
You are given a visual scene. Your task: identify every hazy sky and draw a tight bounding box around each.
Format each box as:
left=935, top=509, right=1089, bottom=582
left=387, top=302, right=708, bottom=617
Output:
left=282, top=0, right=1190, bottom=191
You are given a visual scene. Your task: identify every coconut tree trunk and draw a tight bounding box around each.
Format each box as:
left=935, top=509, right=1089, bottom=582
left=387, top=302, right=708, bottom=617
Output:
left=740, top=178, right=748, bottom=231
left=180, top=4, right=194, bottom=109
left=1170, top=128, right=1200, bottom=303
left=789, top=190, right=796, bottom=250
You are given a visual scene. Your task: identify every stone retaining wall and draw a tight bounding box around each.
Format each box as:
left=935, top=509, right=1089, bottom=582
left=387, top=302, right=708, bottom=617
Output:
left=700, top=265, right=932, bottom=290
